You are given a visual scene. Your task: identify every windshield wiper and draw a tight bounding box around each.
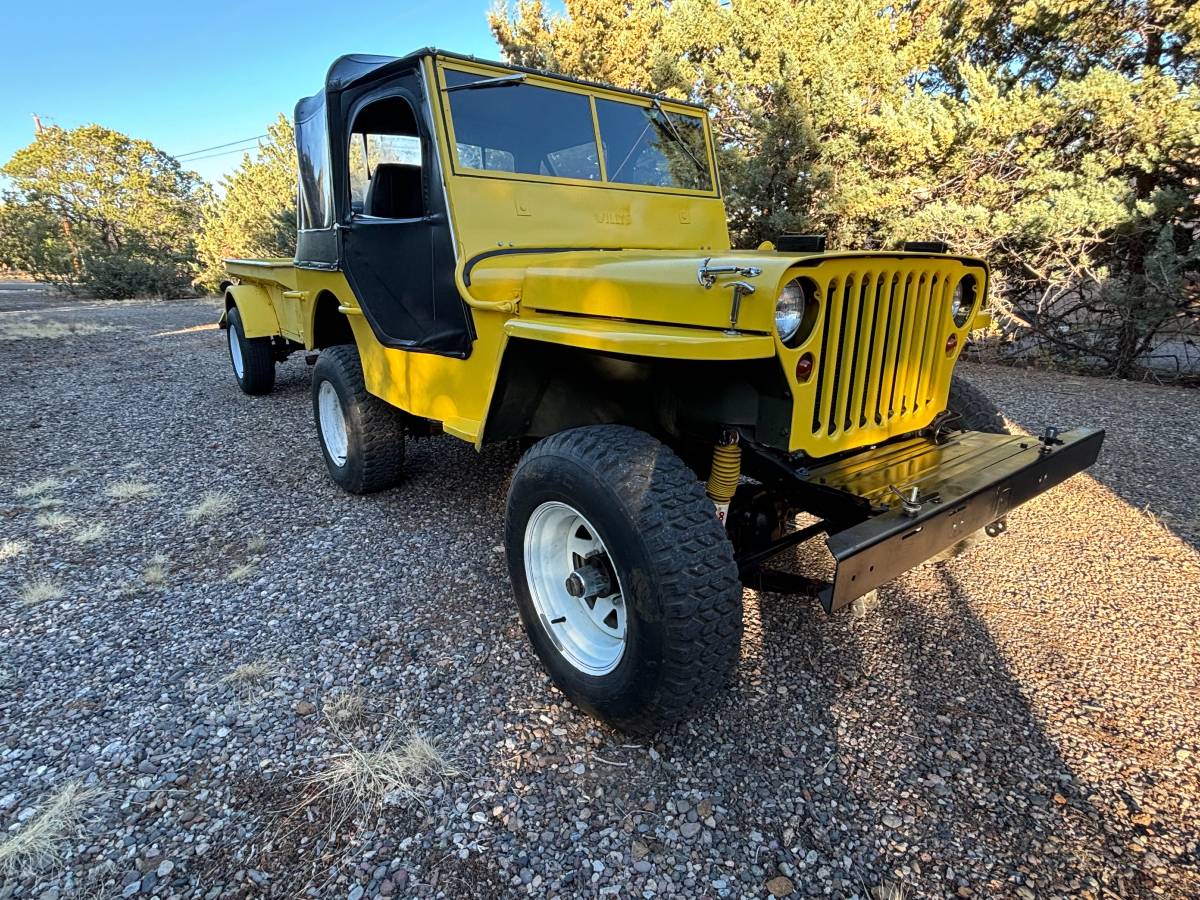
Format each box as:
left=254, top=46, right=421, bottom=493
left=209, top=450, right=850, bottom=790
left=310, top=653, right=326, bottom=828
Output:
left=445, top=73, right=527, bottom=92
left=650, top=98, right=707, bottom=174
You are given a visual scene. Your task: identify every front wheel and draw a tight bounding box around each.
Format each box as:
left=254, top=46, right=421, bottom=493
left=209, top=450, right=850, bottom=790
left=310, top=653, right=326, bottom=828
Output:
left=505, top=425, right=743, bottom=734
left=311, top=345, right=406, bottom=494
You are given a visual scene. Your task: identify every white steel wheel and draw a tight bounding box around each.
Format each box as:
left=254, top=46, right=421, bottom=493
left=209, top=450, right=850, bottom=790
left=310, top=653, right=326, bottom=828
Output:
left=523, top=500, right=627, bottom=676
left=228, top=323, right=245, bottom=379
left=317, top=379, right=349, bottom=467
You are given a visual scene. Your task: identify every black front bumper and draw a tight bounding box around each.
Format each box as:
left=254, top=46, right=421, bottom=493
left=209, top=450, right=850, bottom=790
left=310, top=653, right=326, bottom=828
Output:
left=816, top=427, right=1104, bottom=611
left=738, top=427, right=1105, bottom=611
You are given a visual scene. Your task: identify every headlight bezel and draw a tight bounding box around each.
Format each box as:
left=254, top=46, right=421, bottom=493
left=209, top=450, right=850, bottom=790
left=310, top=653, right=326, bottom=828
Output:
left=776, top=277, right=819, bottom=348
left=950, top=274, right=978, bottom=328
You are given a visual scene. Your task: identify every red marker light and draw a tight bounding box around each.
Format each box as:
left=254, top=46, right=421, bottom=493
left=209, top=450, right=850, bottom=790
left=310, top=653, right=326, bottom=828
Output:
left=945, top=333, right=958, bottom=355
left=796, top=352, right=815, bottom=381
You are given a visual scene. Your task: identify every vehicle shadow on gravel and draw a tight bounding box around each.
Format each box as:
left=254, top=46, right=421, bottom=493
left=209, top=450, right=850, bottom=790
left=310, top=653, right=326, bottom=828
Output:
left=605, top=550, right=1158, bottom=896
left=840, top=567, right=1143, bottom=895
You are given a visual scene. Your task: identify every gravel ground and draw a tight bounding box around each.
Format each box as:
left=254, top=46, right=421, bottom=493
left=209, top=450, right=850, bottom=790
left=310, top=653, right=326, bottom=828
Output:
left=1, top=294, right=1198, bottom=899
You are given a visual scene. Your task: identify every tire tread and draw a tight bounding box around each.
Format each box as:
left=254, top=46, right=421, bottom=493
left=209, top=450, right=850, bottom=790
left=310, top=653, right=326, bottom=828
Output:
left=315, top=345, right=405, bottom=493
left=516, top=425, right=742, bottom=733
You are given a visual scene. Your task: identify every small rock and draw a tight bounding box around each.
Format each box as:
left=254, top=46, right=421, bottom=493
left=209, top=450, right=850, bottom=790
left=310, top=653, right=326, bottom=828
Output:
left=882, top=814, right=902, bottom=829
left=295, top=700, right=317, bottom=716
left=766, top=875, right=795, bottom=897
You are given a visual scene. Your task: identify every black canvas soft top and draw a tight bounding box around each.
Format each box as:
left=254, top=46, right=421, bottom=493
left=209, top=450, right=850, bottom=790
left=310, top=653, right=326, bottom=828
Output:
left=296, top=48, right=710, bottom=116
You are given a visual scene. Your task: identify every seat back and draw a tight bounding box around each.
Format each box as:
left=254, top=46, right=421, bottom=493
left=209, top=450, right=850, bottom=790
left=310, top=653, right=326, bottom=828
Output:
left=364, top=163, right=423, bottom=218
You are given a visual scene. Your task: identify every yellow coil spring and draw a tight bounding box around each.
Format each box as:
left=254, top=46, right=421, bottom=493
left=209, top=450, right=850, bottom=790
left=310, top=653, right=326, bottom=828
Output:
left=706, top=440, right=742, bottom=504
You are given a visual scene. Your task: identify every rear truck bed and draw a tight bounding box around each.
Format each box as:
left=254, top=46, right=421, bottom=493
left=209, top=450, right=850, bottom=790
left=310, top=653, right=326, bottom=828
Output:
left=738, top=427, right=1106, bottom=611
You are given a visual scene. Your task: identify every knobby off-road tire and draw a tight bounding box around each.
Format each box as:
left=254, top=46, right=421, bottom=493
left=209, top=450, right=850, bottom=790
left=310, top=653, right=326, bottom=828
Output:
left=947, top=371, right=1008, bottom=434
left=226, top=306, right=275, bottom=395
left=506, top=425, right=743, bottom=734
left=311, top=345, right=405, bottom=494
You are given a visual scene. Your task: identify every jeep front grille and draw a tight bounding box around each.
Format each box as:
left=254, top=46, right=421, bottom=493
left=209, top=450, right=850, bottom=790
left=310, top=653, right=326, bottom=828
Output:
left=806, top=259, right=976, bottom=450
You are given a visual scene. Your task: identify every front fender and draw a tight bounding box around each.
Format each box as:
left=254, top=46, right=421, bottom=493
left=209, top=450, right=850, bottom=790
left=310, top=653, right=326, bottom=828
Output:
left=220, top=284, right=281, bottom=339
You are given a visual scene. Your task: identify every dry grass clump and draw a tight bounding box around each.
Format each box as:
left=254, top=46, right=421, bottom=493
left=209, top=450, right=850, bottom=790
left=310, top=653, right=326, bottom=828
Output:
left=219, top=659, right=281, bottom=696
left=142, top=553, right=170, bottom=585
left=0, top=539, right=30, bottom=561
left=227, top=562, right=256, bottom=582
left=15, top=477, right=63, bottom=499
left=871, top=879, right=909, bottom=900
left=298, top=733, right=451, bottom=826
left=18, top=579, right=66, bottom=606
left=185, top=491, right=233, bottom=523
left=0, top=319, right=117, bottom=343
left=323, top=691, right=366, bottom=728
left=0, top=780, right=100, bottom=877
left=246, top=533, right=268, bottom=554
left=104, top=480, right=155, bottom=501
left=72, top=523, right=108, bottom=544
left=30, top=497, right=65, bottom=509
left=34, top=511, right=75, bottom=531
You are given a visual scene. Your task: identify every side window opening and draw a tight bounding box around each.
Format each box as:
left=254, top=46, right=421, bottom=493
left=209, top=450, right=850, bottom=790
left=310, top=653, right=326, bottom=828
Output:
left=348, top=96, right=424, bottom=219
left=296, top=97, right=333, bottom=231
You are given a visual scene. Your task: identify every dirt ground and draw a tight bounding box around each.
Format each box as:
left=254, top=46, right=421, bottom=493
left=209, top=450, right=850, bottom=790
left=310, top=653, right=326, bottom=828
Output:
left=1, top=292, right=1197, bottom=898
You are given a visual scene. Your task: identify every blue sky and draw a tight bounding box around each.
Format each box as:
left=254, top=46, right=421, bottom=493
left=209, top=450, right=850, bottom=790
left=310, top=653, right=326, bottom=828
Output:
left=0, top=0, right=502, bottom=186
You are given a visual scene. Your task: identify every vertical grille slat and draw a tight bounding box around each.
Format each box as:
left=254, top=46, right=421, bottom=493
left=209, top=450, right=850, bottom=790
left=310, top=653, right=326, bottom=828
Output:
left=832, top=274, right=863, bottom=434
left=811, top=278, right=840, bottom=433
left=849, top=271, right=879, bottom=430
left=915, top=275, right=948, bottom=406
left=893, top=273, right=921, bottom=414
left=873, top=272, right=903, bottom=424
left=806, top=258, right=966, bottom=451
left=905, top=274, right=935, bottom=409
left=906, top=273, right=936, bottom=412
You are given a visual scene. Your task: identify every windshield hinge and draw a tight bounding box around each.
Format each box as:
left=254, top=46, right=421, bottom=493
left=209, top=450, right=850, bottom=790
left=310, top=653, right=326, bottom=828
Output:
left=698, top=258, right=763, bottom=289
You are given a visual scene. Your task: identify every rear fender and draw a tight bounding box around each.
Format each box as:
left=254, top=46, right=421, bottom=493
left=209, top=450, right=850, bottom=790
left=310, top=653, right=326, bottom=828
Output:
left=220, top=284, right=281, bottom=339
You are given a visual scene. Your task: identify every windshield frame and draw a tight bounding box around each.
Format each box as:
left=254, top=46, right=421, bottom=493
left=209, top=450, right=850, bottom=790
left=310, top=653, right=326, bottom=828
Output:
left=434, top=58, right=720, bottom=199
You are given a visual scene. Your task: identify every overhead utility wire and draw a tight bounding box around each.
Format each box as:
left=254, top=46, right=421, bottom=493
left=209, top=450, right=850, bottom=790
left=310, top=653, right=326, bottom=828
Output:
left=174, top=134, right=267, bottom=159
left=179, top=144, right=271, bottom=163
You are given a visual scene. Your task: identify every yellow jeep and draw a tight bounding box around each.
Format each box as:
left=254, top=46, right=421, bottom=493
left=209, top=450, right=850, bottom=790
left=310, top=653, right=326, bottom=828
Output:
left=220, top=49, right=1104, bottom=733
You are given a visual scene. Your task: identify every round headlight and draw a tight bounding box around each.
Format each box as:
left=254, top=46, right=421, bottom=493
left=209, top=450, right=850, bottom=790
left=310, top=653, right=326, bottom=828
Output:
left=775, top=279, right=806, bottom=343
left=950, top=275, right=977, bottom=328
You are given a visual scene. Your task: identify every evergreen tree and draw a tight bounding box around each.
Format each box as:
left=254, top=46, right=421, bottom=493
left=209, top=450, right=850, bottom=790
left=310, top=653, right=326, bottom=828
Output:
left=196, top=115, right=298, bottom=291
left=0, top=124, right=208, bottom=299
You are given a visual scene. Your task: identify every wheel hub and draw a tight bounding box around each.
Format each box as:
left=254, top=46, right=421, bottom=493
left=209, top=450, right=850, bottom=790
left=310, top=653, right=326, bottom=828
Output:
left=564, top=556, right=613, bottom=601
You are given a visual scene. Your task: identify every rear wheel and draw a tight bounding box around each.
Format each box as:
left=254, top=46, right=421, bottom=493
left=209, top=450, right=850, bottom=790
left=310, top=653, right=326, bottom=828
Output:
left=311, top=345, right=405, bottom=494
left=226, top=306, right=275, bottom=395
left=505, top=425, right=743, bottom=734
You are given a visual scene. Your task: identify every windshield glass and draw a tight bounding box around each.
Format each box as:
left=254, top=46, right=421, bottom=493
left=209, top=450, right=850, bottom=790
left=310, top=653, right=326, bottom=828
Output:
left=443, top=68, right=601, bottom=181
left=595, top=98, right=712, bottom=191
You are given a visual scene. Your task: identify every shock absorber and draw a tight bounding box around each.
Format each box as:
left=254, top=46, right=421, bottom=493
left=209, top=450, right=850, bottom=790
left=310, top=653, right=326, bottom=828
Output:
left=706, top=430, right=741, bottom=527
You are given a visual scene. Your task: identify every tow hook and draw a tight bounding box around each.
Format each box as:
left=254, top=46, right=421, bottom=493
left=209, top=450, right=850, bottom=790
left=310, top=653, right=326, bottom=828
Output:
left=985, top=518, right=1008, bottom=537
left=889, top=485, right=939, bottom=518
left=1039, top=426, right=1063, bottom=454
